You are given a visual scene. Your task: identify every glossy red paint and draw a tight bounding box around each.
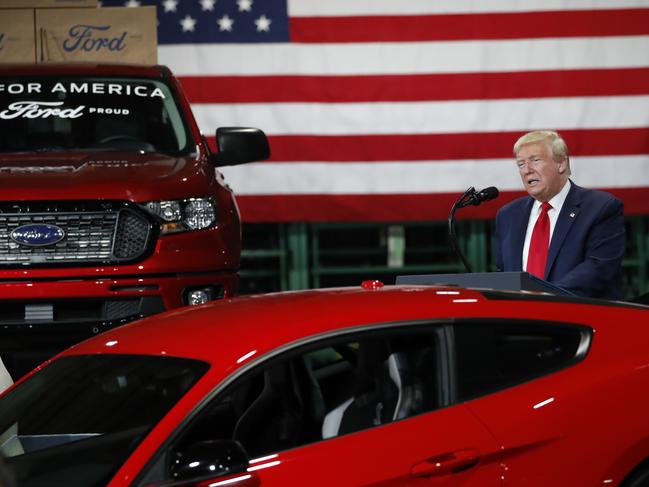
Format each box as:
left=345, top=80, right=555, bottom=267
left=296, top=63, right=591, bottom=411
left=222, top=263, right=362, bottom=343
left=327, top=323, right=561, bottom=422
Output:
left=0, top=64, right=246, bottom=345
left=6, top=285, right=649, bottom=486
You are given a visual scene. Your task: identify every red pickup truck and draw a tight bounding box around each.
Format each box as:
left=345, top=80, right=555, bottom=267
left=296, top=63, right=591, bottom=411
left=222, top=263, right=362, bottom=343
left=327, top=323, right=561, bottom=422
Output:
left=0, top=63, right=269, bottom=373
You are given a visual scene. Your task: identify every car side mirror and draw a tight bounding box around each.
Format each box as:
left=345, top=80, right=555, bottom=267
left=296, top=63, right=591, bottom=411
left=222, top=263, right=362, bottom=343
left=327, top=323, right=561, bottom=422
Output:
left=169, top=439, right=249, bottom=482
left=210, top=127, right=270, bottom=167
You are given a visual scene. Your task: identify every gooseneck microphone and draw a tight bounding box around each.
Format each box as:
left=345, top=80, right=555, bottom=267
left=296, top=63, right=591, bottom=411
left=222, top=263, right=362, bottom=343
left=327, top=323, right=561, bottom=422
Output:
left=448, top=186, right=500, bottom=272
left=458, top=186, right=500, bottom=208
left=474, top=186, right=499, bottom=203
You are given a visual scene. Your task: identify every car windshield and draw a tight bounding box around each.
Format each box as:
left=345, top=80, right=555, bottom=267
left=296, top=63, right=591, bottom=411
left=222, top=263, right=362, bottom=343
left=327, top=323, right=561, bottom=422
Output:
left=0, top=76, right=194, bottom=155
left=0, top=354, right=209, bottom=487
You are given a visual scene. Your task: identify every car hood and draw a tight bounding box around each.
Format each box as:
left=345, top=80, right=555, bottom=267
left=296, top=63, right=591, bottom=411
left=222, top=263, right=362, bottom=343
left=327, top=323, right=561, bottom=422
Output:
left=0, top=151, right=214, bottom=202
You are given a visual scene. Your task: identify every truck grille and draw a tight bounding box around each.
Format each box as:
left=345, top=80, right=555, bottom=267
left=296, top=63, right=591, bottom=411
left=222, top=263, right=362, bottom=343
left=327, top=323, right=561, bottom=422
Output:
left=0, top=201, right=155, bottom=266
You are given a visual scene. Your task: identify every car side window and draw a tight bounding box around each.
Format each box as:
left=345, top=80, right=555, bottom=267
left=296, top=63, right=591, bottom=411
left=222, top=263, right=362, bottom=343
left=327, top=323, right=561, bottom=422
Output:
left=170, top=326, right=443, bottom=465
left=453, top=321, right=589, bottom=402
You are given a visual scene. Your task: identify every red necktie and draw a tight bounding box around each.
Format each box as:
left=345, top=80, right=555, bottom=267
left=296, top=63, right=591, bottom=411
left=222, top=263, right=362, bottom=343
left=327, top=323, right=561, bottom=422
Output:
left=527, top=202, right=552, bottom=279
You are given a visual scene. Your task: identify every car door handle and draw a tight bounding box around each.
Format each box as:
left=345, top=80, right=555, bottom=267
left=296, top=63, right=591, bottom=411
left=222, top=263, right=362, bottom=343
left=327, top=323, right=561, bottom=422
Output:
left=410, top=448, right=481, bottom=478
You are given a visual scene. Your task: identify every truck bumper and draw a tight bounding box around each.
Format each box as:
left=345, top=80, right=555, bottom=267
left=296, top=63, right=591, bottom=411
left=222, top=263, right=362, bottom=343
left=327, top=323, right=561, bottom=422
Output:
left=0, top=271, right=239, bottom=377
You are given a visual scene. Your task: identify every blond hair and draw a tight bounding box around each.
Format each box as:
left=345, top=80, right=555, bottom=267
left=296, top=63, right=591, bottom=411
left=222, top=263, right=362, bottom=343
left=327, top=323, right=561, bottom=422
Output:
left=514, top=130, right=570, bottom=175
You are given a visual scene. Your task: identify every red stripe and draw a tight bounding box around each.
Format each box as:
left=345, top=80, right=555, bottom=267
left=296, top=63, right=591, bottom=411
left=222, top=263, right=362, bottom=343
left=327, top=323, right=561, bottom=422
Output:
left=207, top=128, right=649, bottom=162
left=180, top=68, right=649, bottom=104
left=290, top=9, right=649, bottom=43
left=237, top=189, right=649, bottom=223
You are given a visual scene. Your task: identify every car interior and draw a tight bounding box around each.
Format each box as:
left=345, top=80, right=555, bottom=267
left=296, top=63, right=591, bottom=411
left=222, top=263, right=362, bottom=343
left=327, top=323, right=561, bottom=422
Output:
left=168, top=319, right=589, bottom=474
left=174, top=332, right=440, bottom=460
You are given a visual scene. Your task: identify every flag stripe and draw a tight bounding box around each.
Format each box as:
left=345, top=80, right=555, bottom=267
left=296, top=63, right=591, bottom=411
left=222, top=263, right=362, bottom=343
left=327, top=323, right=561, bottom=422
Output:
left=289, top=9, right=649, bottom=43
left=192, top=96, right=649, bottom=136
left=288, top=0, right=649, bottom=16
left=180, top=68, right=649, bottom=104
left=234, top=188, right=649, bottom=222
left=205, top=128, right=649, bottom=162
left=220, top=156, right=649, bottom=195
left=159, top=36, right=649, bottom=76
left=152, top=2, right=649, bottom=222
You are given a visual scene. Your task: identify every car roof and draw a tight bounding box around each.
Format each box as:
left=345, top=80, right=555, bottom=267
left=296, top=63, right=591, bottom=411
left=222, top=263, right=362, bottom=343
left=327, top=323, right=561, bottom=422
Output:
left=64, top=284, right=648, bottom=368
left=0, top=63, right=169, bottom=78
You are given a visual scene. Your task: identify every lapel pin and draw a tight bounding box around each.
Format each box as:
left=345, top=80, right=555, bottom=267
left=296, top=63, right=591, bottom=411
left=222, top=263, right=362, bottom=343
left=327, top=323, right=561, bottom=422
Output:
left=570, top=212, right=576, bottom=218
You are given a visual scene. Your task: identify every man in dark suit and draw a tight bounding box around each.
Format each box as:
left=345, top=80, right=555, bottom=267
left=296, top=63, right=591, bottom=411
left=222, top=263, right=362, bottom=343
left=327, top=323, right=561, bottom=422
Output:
left=495, top=130, right=625, bottom=299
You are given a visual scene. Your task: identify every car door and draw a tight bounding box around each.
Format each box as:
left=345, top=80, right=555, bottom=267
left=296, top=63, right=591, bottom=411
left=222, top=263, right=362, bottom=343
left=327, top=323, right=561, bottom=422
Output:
left=143, top=322, right=503, bottom=486
left=448, top=319, right=592, bottom=486
left=232, top=402, right=502, bottom=486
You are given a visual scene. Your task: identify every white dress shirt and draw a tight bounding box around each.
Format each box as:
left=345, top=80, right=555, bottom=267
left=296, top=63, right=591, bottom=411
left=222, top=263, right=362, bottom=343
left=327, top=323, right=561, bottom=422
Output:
left=522, top=180, right=571, bottom=271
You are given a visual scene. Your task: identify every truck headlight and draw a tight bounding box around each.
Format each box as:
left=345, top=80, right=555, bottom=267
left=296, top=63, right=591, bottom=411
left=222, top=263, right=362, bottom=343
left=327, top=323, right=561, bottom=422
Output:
left=142, top=198, right=216, bottom=234
left=184, top=199, right=216, bottom=230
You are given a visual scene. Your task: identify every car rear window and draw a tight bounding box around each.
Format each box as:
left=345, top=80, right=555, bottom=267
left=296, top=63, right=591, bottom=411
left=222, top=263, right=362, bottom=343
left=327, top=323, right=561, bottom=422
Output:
left=453, top=320, right=590, bottom=402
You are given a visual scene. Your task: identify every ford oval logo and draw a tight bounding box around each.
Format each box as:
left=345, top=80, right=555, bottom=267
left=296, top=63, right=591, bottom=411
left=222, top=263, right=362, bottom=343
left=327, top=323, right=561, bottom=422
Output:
left=11, top=224, right=65, bottom=247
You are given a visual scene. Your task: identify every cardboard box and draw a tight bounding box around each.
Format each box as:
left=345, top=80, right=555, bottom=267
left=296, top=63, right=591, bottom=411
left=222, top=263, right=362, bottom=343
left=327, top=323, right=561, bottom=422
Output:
left=0, top=0, right=96, bottom=8
left=36, top=6, right=157, bottom=64
left=0, top=9, right=36, bottom=63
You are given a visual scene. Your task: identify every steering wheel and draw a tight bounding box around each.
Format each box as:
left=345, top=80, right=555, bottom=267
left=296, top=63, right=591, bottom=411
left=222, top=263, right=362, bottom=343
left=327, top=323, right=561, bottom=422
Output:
left=97, top=135, right=141, bottom=144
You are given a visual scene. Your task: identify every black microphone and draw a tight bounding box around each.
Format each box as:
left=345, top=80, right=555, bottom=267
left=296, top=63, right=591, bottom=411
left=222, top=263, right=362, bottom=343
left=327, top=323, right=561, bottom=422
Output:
left=473, top=186, right=499, bottom=204
left=458, top=186, right=499, bottom=208
left=448, top=186, right=500, bottom=272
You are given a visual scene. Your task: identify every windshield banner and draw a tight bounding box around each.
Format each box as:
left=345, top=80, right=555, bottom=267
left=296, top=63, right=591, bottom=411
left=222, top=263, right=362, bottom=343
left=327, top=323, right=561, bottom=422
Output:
left=0, top=81, right=166, bottom=120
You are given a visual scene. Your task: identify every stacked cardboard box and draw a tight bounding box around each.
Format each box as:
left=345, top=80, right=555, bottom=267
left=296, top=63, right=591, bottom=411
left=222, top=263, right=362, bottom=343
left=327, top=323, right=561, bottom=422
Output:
left=0, top=8, right=35, bottom=63
left=0, top=0, right=97, bottom=7
left=0, top=0, right=157, bottom=64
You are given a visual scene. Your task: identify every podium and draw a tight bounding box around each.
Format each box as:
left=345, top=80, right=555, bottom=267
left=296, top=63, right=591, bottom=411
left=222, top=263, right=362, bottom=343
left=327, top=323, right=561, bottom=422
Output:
left=632, top=291, right=649, bottom=305
left=395, top=271, right=574, bottom=296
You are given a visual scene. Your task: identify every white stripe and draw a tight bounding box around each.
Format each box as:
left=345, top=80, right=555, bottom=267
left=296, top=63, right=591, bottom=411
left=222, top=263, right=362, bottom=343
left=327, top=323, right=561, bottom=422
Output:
left=159, top=36, right=649, bottom=76
left=192, top=96, right=649, bottom=136
left=220, top=156, right=649, bottom=195
left=288, top=0, right=649, bottom=16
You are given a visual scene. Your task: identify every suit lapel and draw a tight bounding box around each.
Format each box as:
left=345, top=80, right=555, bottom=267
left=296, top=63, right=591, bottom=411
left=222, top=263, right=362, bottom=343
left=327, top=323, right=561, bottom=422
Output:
left=511, top=198, right=534, bottom=271
left=546, top=181, right=582, bottom=278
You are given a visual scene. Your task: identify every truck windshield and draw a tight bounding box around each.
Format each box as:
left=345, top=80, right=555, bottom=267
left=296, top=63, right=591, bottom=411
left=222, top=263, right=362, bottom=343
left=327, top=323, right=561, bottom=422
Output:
left=0, top=354, right=209, bottom=487
left=0, top=76, right=194, bottom=155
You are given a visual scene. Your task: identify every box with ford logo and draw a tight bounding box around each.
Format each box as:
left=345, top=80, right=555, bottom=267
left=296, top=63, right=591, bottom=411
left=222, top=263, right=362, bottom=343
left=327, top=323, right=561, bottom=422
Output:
left=0, top=0, right=97, bottom=7
left=0, top=5, right=154, bottom=65
left=35, top=6, right=157, bottom=64
left=0, top=63, right=269, bottom=377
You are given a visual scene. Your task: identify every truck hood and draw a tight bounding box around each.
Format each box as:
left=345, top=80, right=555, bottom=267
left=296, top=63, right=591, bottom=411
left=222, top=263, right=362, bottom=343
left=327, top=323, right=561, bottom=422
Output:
left=0, top=152, right=214, bottom=202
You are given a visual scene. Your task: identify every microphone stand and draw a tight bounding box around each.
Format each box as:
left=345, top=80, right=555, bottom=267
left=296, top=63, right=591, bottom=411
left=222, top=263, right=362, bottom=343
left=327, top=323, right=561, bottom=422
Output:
left=448, top=187, right=475, bottom=273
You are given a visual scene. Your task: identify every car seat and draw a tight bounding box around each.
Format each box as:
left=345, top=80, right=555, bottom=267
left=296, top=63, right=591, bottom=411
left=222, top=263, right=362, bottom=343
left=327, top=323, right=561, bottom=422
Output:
left=232, top=362, right=304, bottom=457
left=321, top=342, right=421, bottom=439
left=293, top=355, right=327, bottom=442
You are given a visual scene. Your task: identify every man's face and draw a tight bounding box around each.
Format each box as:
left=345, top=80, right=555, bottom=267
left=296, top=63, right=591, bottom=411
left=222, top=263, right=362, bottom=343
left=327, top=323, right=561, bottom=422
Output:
left=515, top=141, right=568, bottom=202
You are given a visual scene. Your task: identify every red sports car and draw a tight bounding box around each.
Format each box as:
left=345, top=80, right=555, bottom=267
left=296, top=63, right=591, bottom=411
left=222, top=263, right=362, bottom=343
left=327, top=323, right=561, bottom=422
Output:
left=1, top=283, right=648, bottom=486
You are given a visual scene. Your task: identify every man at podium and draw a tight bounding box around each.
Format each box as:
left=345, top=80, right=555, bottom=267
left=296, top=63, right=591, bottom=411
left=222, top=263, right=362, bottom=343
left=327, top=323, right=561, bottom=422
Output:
left=495, top=130, right=625, bottom=299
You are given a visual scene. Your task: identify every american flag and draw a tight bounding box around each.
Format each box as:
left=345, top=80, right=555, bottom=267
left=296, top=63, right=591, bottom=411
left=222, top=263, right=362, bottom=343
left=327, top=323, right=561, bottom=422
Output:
left=102, top=0, right=649, bottom=222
